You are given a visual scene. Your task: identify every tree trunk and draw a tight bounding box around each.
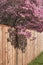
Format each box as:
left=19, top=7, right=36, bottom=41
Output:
left=16, top=48, right=18, bottom=65
left=16, top=28, right=18, bottom=65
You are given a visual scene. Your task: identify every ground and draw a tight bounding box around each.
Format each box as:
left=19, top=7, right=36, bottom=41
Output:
left=28, top=52, right=43, bottom=65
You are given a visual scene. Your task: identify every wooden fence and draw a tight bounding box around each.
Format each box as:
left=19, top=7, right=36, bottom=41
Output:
left=0, top=25, right=43, bottom=65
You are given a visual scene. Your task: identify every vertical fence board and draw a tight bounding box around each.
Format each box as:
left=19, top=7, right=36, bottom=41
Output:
left=30, top=30, right=35, bottom=60
left=40, top=32, right=43, bottom=52
left=34, top=31, right=38, bottom=57
left=26, top=36, right=31, bottom=64
left=7, top=27, right=16, bottom=65
left=12, top=47, right=16, bottom=65
left=0, top=26, right=3, bottom=65
left=26, top=30, right=35, bottom=63
left=25, top=30, right=31, bottom=64
left=7, top=27, right=13, bottom=65
left=18, top=49, right=22, bottom=65
left=37, top=32, right=42, bottom=55
left=7, top=42, right=13, bottom=65
left=5, top=27, right=8, bottom=65
left=22, top=51, right=27, bottom=65
left=2, top=26, right=8, bottom=65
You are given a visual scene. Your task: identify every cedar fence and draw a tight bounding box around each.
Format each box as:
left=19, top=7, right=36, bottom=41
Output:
left=0, top=24, right=43, bottom=65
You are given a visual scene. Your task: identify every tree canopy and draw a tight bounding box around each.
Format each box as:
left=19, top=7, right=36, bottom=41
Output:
left=0, top=0, right=43, bottom=38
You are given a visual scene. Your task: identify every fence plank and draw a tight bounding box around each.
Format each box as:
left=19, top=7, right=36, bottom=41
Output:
left=18, top=49, right=22, bottom=65
left=37, top=32, right=42, bottom=55
left=7, top=27, right=13, bottom=65
left=25, top=30, right=36, bottom=64
left=37, top=32, right=43, bottom=53
left=5, top=27, right=8, bottom=65
left=2, top=26, right=8, bottom=65
left=7, top=27, right=16, bottom=65
left=40, top=32, right=43, bottom=52
left=0, top=26, right=3, bottom=65
left=26, top=38, right=31, bottom=64
left=34, top=31, right=38, bottom=57
left=7, top=42, right=13, bottom=65
left=12, top=47, right=16, bottom=65
left=25, top=30, right=31, bottom=64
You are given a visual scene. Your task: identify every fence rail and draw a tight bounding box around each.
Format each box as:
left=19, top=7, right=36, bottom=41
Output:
left=0, top=24, right=43, bottom=65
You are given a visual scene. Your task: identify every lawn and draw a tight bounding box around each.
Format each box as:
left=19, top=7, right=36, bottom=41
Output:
left=28, top=52, right=43, bottom=65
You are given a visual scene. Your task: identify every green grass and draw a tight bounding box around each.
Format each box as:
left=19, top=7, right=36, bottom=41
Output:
left=28, top=52, right=43, bottom=65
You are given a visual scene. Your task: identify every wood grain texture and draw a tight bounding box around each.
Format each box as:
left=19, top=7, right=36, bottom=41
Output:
left=0, top=26, right=3, bottom=65
left=18, top=49, right=22, bottom=65
left=2, top=26, right=7, bottom=65
left=7, top=27, right=13, bottom=65
left=0, top=25, right=43, bottom=65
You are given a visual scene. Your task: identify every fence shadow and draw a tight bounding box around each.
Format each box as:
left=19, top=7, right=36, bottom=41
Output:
left=7, top=27, right=27, bottom=53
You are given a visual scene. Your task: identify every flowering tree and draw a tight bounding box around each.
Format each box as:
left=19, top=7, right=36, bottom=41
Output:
left=0, top=0, right=43, bottom=50
left=0, top=0, right=43, bottom=65
left=0, top=0, right=43, bottom=31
